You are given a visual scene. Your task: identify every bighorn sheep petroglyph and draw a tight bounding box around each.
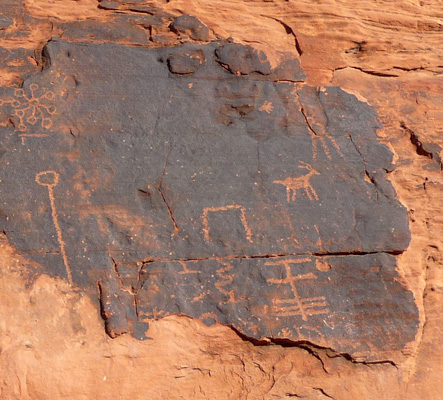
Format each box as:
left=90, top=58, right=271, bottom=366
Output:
left=273, top=162, right=320, bottom=202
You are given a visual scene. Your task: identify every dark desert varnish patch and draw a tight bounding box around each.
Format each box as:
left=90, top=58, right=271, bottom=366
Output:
left=0, top=37, right=417, bottom=360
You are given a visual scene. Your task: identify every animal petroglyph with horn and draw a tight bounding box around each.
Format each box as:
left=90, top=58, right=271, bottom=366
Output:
left=273, top=162, right=320, bottom=202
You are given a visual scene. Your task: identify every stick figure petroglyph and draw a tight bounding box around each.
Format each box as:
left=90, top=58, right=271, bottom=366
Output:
left=293, top=86, right=343, bottom=161
left=36, top=171, right=73, bottom=285
left=273, top=162, right=320, bottom=202
left=312, top=135, right=343, bottom=161
left=266, top=258, right=329, bottom=321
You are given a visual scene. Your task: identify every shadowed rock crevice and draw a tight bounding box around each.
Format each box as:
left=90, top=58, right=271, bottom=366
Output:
left=401, top=122, right=442, bottom=170
left=217, top=326, right=399, bottom=368
left=334, top=66, right=400, bottom=78
left=260, top=15, right=303, bottom=56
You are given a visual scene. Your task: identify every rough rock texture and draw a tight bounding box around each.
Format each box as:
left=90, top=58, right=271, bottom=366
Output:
left=0, top=0, right=442, bottom=399
left=0, top=38, right=417, bottom=358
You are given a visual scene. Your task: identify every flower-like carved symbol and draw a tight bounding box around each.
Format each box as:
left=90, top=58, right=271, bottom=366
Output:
left=0, top=83, right=56, bottom=131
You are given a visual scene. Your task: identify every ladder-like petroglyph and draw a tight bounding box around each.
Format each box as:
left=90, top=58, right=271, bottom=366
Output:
left=265, top=258, right=329, bottom=321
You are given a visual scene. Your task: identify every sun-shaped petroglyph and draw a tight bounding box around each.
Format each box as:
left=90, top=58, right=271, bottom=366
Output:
left=0, top=83, right=56, bottom=131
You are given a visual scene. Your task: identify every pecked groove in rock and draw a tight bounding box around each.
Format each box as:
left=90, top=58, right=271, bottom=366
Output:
left=134, top=253, right=417, bottom=360
left=0, top=37, right=417, bottom=359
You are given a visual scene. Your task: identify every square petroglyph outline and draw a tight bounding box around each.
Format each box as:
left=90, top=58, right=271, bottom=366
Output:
left=202, top=204, right=253, bottom=243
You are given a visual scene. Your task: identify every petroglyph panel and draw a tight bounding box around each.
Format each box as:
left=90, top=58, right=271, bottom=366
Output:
left=135, top=254, right=417, bottom=355
left=0, top=39, right=418, bottom=358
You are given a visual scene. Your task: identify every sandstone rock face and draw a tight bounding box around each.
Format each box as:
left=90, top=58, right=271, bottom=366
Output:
left=0, top=1, right=442, bottom=399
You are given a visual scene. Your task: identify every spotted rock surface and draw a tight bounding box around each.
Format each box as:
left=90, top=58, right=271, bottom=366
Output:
left=0, top=38, right=417, bottom=359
